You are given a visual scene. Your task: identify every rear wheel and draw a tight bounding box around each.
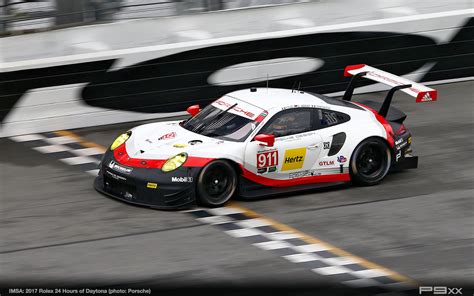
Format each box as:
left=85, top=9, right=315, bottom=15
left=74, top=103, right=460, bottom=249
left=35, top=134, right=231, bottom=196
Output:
left=350, top=137, right=391, bottom=186
left=197, top=160, right=237, bottom=207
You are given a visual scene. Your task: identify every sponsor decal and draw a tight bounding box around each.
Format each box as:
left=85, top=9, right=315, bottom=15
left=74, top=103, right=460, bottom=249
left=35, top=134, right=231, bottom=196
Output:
left=147, top=182, right=158, bottom=189
left=397, top=142, right=407, bottom=150
left=171, top=176, right=193, bottom=183
left=214, top=99, right=255, bottom=118
left=289, top=169, right=321, bottom=179
left=105, top=170, right=127, bottom=181
left=276, top=131, right=316, bottom=142
left=145, top=139, right=152, bottom=144
left=319, top=160, right=334, bottom=166
left=420, top=93, right=433, bottom=102
left=257, top=150, right=279, bottom=169
left=295, top=131, right=316, bottom=139
left=255, top=111, right=268, bottom=123
left=173, top=143, right=188, bottom=148
left=282, top=104, right=328, bottom=110
left=395, top=137, right=409, bottom=150
left=257, top=166, right=277, bottom=174
left=396, top=150, right=402, bottom=162
left=158, top=132, right=176, bottom=140
left=323, top=142, right=330, bottom=149
left=337, top=155, right=347, bottom=163
left=108, top=160, right=132, bottom=174
left=282, top=148, right=306, bottom=171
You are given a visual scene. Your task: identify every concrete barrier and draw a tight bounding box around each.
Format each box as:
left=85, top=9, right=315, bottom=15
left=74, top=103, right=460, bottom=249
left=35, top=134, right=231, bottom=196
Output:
left=1, top=6, right=473, bottom=137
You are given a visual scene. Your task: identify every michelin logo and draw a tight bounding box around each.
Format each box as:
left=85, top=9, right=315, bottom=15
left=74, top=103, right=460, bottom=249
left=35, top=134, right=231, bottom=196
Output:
left=108, top=160, right=132, bottom=174
left=171, top=177, right=193, bottom=183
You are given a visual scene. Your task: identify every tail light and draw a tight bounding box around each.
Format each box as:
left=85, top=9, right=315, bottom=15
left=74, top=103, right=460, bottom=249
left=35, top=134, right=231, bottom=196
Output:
left=395, top=124, right=407, bottom=136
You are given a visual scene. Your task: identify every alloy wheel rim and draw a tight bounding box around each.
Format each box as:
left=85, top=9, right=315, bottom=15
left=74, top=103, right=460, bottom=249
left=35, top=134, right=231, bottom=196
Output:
left=356, top=144, right=385, bottom=177
left=204, top=167, right=231, bottom=200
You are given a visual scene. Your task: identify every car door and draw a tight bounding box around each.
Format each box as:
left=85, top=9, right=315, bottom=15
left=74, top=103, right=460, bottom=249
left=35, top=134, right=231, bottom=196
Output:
left=244, top=108, right=323, bottom=182
left=309, top=108, right=352, bottom=175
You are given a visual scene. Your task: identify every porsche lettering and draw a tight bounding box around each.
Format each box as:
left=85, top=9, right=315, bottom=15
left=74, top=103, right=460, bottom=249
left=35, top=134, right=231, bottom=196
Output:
left=214, top=100, right=255, bottom=118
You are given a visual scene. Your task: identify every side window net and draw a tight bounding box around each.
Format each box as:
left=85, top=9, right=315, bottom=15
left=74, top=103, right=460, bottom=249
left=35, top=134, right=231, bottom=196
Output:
left=317, top=109, right=350, bottom=128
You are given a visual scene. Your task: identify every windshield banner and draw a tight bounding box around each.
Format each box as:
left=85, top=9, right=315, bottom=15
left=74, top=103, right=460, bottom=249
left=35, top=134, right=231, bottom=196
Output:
left=212, top=96, right=264, bottom=120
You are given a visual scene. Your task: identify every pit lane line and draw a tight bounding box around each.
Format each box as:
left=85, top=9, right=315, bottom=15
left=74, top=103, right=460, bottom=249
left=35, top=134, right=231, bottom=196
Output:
left=10, top=129, right=417, bottom=293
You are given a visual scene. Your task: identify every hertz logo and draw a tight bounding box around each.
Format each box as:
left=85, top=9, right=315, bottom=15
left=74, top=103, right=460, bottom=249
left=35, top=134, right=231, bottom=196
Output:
left=285, top=156, right=303, bottom=163
left=281, top=148, right=306, bottom=171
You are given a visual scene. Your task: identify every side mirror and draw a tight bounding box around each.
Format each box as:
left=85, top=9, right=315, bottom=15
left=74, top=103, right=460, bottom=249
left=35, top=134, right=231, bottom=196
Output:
left=187, top=105, right=201, bottom=117
left=254, top=134, right=275, bottom=147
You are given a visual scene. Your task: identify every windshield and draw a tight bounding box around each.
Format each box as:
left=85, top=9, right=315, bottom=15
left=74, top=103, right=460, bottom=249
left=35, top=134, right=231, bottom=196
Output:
left=182, top=97, right=265, bottom=142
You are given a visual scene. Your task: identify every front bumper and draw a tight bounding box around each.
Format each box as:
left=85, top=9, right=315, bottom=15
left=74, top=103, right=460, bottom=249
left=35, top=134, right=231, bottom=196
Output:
left=94, top=150, right=199, bottom=209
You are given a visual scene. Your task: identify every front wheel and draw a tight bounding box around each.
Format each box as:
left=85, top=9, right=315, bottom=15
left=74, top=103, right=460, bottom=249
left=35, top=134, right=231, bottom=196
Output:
left=196, top=160, right=238, bottom=207
left=350, top=137, right=391, bottom=186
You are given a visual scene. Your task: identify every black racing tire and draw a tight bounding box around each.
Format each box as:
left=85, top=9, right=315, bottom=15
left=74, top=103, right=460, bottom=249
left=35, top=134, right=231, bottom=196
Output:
left=196, top=160, right=238, bottom=207
left=350, top=137, right=391, bottom=186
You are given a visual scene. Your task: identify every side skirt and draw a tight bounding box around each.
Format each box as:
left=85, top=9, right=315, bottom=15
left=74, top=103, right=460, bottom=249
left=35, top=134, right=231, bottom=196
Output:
left=238, top=176, right=349, bottom=199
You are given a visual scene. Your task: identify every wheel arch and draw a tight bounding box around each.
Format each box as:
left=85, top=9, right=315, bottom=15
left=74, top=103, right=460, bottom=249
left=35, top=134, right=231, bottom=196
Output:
left=349, top=136, right=392, bottom=185
left=350, top=135, right=392, bottom=164
left=219, top=158, right=243, bottom=175
left=195, top=158, right=240, bottom=207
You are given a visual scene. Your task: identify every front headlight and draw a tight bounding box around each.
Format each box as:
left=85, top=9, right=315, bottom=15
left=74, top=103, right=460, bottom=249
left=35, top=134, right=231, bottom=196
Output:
left=162, top=153, right=188, bottom=172
left=111, top=131, right=131, bottom=151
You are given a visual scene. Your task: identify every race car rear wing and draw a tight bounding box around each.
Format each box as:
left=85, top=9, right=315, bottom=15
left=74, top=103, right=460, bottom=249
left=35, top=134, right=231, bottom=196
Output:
left=342, top=64, right=437, bottom=117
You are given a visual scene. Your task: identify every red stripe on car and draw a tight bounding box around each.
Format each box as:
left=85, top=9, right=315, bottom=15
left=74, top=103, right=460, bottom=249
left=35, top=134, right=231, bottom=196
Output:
left=113, top=144, right=213, bottom=169
left=241, top=165, right=350, bottom=187
left=354, top=102, right=395, bottom=148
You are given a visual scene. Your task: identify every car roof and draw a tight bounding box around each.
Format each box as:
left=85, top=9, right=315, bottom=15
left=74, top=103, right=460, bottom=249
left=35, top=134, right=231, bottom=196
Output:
left=225, top=88, right=329, bottom=111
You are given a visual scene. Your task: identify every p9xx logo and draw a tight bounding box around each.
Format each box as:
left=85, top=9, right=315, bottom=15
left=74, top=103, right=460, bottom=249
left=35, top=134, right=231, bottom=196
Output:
left=419, top=286, right=463, bottom=295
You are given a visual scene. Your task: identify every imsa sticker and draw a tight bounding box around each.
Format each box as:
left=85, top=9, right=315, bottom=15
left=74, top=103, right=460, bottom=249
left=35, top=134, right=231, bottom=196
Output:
left=147, top=182, right=158, bottom=189
left=281, top=148, right=306, bottom=171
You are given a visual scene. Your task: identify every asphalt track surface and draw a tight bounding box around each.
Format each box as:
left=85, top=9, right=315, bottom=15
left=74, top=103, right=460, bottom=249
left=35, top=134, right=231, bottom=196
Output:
left=1, top=81, right=473, bottom=292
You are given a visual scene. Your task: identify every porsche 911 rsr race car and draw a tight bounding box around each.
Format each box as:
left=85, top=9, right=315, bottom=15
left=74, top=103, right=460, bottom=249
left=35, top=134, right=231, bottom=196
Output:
left=94, top=64, right=437, bottom=209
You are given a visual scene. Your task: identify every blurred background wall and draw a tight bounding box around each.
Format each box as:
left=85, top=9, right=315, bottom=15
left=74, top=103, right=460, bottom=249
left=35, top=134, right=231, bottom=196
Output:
left=0, top=0, right=473, bottom=137
left=0, top=0, right=311, bottom=33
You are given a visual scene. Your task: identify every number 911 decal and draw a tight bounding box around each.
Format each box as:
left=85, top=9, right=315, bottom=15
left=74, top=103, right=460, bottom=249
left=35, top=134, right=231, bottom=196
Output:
left=257, top=150, right=278, bottom=174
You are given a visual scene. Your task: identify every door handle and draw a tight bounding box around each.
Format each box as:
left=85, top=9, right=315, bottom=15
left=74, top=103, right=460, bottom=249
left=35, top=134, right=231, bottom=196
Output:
left=307, top=144, right=319, bottom=149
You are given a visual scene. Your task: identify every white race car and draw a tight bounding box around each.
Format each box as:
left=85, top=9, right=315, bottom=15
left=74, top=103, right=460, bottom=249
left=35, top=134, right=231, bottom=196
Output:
left=95, top=64, right=437, bottom=209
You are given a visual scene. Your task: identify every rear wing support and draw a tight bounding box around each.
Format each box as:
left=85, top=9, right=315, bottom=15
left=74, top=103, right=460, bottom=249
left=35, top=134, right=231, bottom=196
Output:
left=379, top=84, right=411, bottom=117
left=342, top=71, right=368, bottom=101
